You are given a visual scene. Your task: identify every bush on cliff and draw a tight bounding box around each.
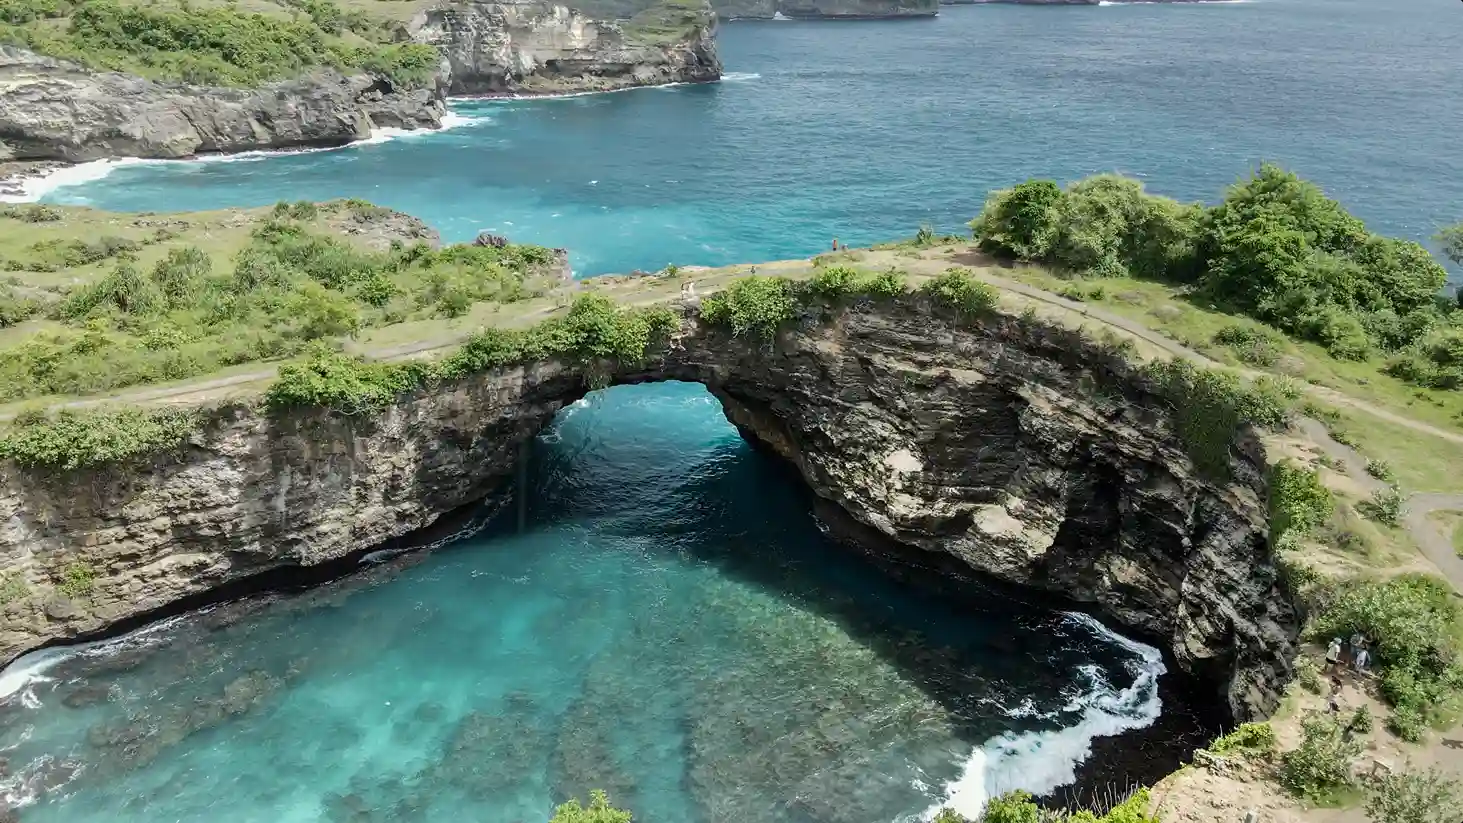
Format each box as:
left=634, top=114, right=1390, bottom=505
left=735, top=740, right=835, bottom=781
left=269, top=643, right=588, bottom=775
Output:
left=1309, top=573, right=1463, bottom=735
left=264, top=295, right=679, bottom=414
left=920, top=268, right=999, bottom=317
left=0, top=0, right=439, bottom=87
left=0, top=208, right=558, bottom=403
left=971, top=166, right=1453, bottom=383
left=1279, top=713, right=1362, bottom=804
left=698, top=275, right=798, bottom=338
left=1268, top=461, right=1334, bottom=549
left=548, top=790, right=632, bottom=823
left=1143, top=358, right=1299, bottom=478
left=931, top=787, right=1158, bottom=823
left=1365, top=768, right=1463, bottom=823
left=0, top=406, right=201, bottom=470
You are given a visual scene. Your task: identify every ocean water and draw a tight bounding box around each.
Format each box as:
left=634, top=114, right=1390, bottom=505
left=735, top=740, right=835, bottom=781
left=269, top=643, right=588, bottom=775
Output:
left=3, top=384, right=1166, bottom=822
left=4, top=1, right=1457, bottom=819
left=33, top=0, right=1463, bottom=280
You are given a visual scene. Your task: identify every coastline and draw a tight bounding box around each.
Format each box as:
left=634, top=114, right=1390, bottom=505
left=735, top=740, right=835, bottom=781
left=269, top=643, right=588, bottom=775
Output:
left=0, top=76, right=740, bottom=204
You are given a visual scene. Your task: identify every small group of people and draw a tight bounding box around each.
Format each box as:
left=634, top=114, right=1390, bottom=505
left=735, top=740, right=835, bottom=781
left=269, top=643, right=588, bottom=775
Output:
left=1325, top=632, right=1372, bottom=674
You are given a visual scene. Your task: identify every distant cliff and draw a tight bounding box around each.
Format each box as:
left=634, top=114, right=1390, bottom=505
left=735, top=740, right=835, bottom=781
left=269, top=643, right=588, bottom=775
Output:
left=714, top=0, right=937, bottom=17
left=411, top=0, right=721, bottom=96
left=0, top=47, right=445, bottom=163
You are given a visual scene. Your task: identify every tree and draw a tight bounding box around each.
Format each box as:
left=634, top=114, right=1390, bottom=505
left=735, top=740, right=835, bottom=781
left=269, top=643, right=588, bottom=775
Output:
left=1365, top=769, right=1463, bottom=823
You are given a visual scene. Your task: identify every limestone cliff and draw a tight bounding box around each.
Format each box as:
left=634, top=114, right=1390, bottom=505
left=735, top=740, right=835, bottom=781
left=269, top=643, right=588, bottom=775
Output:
left=0, top=47, right=446, bottom=163
left=411, top=0, right=720, bottom=96
left=713, top=0, right=936, bottom=18
left=0, top=296, right=1297, bottom=721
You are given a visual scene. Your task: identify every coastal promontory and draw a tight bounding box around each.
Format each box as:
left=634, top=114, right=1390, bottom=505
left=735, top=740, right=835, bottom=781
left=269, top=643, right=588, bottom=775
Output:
left=0, top=0, right=721, bottom=162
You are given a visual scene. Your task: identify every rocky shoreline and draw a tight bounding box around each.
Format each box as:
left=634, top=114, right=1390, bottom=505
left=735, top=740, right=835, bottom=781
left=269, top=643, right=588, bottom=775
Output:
left=0, top=0, right=721, bottom=164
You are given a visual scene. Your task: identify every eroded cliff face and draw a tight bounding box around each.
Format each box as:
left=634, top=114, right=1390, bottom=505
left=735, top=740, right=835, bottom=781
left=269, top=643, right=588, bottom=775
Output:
left=0, top=298, right=1297, bottom=720
left=411, top=0, right=720, bottom=96
left=0, top=47, right=446, bottom=162
left=712, top=0, right=935, bottom=18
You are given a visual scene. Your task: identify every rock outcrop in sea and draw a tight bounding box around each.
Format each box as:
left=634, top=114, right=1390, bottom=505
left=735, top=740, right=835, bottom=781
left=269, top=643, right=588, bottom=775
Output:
left=0, top=295, right=1299, bottom=723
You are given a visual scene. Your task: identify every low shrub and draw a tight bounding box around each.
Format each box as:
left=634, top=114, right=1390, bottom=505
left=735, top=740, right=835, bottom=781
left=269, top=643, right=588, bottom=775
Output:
left=1144, top=359, right=1299, bottom=478
left=1213, top=323, right=1284, bottom=367
left=1363, top=458, right=1395, bottom=482
left=808, top=265, right=859, bottom=297
left=1365, top=768, right=1463, bottom=823
left=0, top=407, right=201, bottom=470
left=699, top=276, right=797, bottom=338
left=1358, top=485, right=1403, bottom=526
left=1269, top=462, right=1334, bottom=548
left=57, top=561, right=96, bottom=598
left=1207, top=722, right=1277, bottom=756
left=920, top=268, right=998, bottom=317
left=1279, top=713, right=1362, bottom=804
left=548, top=790, right=632, bottom=823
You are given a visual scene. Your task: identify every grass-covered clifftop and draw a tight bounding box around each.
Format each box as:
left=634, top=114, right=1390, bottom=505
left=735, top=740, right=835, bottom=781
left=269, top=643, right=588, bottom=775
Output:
left=0, top=0, right=440, bottom=86
left=0, top=199, right=565, bottom=404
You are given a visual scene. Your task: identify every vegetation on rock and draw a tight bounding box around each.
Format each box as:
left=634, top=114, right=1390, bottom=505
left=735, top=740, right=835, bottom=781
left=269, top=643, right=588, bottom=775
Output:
left=1278, top=713, right=1363, bottom=804
left=1365, top=768, right=1463, bottom=823
left=1309, top=573, right=1463, bottom=738
left=1206, top=721, right=1278, bottom=756
left=934, top=788, right=1159, bottom=823
left=972, top=166, right=1458, bottom=392
left=547, top=790, right=632, bottom=823
left=0, top=406, right=201, bottom=470
left=266, top=294, right=678, bottom=414
left=1142, top=358, right=1299, bottom=478
left=0, top=0, right=439, bottom=87
left=1268, top=461, right=1334, bottom=550
left=0, top=202, right=557, bottom=403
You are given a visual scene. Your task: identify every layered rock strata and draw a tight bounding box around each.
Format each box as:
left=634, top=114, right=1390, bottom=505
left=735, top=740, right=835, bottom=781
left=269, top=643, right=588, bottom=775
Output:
left=0, top=296, right=1298, bottom=721
left=0, top=47, right=446, bottom=162
left=412, top=0, right=721, bottom=96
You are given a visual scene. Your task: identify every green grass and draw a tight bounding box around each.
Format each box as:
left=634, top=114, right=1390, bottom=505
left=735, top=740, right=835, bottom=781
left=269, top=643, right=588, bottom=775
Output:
left=985, top=263, right=1463, bottom=437
left=0, top=201, right=562, bottom=405
left=0, top=0, right=437, bottom=87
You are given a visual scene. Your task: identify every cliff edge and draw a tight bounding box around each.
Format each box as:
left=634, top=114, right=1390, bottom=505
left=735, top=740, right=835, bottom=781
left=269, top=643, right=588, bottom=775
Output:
left=413, top=0, right=721, bottom=96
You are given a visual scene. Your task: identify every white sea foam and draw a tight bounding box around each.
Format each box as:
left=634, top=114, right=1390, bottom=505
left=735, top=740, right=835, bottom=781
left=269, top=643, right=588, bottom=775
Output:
left=0, top=612, right=196, bottom=704
left=925, top=612, right=1167, bottom=820
left=0, top=114, right=487, bottom=202
left=721, top=72, right=763, bottom=82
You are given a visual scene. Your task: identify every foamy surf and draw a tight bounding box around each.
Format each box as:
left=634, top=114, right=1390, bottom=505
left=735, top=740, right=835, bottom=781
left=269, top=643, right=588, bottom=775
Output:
left=0, top=113, right=487, bottom=202
left=0, top=611, right=197, bottom=704
left=924, top=612, right=1166, bottom=820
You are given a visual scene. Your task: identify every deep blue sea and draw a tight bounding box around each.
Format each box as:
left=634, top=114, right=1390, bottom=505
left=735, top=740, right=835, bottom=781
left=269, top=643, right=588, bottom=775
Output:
left=4, top=1, right=1460, bottom=820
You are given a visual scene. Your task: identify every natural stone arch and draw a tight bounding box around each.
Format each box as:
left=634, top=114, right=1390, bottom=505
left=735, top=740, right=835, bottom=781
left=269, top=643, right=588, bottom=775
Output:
left=0, top=300, right=1298, bottom=721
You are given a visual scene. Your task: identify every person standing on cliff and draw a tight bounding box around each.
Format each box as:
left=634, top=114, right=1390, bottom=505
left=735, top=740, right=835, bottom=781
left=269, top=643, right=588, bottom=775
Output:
left=1326, top=637, right=1343, bottom=671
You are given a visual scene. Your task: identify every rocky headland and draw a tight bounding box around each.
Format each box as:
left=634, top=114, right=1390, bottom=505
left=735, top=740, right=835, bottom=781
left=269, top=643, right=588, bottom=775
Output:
left=413, top=0, right=721, bottom=96
left=0, top=0, right=720, bottom=163
left=0, top=274, right=1299, bottom=724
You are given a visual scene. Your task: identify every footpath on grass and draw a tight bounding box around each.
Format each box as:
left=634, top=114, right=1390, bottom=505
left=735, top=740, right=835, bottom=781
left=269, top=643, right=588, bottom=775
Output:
left=10, top=244, right=1463, bottom=590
